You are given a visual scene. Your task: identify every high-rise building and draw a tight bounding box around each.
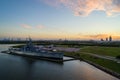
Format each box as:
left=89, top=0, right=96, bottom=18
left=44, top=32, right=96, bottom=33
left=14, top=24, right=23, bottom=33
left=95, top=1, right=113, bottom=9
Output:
left=109, top=36, right=112, bottom=41
left=100, top=38, right=104, bottom=41
left=106, top=38, right=108, bottom=41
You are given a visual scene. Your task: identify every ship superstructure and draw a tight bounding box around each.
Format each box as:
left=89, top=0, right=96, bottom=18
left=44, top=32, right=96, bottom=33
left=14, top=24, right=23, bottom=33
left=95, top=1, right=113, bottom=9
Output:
left=9, top=38, right=63, bottom=60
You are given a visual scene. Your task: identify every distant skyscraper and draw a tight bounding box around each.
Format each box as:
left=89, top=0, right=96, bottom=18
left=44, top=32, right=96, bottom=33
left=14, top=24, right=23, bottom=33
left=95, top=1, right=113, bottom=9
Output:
left=101, top=38, right=104, bottom=41
left=109, top=36, right=112, bottom=41
left=106, top=38, right=108, bottom=41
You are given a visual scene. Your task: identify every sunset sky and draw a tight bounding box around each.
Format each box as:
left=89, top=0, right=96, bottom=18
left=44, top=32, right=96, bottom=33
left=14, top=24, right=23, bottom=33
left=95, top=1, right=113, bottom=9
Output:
left=0, top=0, right=120, bottom=40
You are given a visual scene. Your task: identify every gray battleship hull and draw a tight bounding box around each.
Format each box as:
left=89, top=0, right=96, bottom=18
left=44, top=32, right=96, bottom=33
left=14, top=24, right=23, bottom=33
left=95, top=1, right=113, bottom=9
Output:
left=9, top=50, right=63, bottom=60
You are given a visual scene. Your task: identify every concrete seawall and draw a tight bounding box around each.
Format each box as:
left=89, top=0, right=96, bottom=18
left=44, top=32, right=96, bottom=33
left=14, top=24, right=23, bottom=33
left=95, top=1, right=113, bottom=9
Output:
left=83, top=59, right=120, bottom=79
left=64, top=55, right=120, bottom=79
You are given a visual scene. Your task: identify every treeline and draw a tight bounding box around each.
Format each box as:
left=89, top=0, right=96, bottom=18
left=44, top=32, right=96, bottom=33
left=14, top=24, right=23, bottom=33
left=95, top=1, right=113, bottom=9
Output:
left=1, top=40, right=120, bottom=47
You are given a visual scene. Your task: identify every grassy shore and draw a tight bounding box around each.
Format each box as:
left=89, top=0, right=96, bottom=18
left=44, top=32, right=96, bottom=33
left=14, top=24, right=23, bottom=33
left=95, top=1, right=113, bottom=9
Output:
left=64, top=52, right=120, bottom=74
left=80, top=46, right=120, bottom=57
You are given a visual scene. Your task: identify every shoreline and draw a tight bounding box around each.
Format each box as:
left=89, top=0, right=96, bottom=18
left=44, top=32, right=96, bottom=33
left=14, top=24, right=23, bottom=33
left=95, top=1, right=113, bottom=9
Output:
left=1, top=50, right=120, bottom=79
left=64, top=55, right=120, bottom=79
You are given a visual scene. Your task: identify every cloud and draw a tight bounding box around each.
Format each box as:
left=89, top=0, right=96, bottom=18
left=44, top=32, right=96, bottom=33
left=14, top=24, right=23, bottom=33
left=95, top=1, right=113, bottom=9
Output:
left=43, top=0, right=120, bottom=16
left=78, top=33, right=110, bottom=39
left=21, top=24, right=45, bottom=29
left=77, top=33, right=120, bottom=40
left=21, top=24, right=32, bottom=29
left=86, top=34, right=109, bottom=38
left=36, top=25, right=45, bottom=29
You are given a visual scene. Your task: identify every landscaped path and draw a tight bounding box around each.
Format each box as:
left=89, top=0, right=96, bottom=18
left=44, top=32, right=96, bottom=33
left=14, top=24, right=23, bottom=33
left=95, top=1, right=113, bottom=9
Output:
left=82, top=52, right=120, bottom=63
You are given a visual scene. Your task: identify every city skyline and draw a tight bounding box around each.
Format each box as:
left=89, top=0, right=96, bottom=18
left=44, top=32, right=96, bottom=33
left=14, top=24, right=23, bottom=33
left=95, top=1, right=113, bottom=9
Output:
left=1, top=0, right=120, bottom=40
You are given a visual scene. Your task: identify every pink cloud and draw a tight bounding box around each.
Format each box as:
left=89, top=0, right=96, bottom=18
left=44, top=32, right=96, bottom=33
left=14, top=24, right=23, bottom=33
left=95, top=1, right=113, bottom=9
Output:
left=21, top=24, right=45, bottom=29
left=21, top=24, right=32, bottom=29
left=36, top=25, right=45, bottom=29
left=43, top=0, right=120, bottom=16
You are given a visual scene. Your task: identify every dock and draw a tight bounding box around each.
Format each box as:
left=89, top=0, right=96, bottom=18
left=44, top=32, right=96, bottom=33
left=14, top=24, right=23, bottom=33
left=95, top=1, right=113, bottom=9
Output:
left=63, top=58, right=79, bottom=62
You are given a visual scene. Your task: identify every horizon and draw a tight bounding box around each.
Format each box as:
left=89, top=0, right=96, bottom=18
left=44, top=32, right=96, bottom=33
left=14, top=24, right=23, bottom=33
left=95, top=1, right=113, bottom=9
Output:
left=1, top=0, right=120, bottom=40
left=0, top=36, right=118, bottom=41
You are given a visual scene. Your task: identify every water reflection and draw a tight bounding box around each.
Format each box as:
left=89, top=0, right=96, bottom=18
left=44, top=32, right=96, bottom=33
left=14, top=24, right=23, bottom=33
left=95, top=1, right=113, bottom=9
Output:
left=0, top=45, right=119, bottom=80
left=21, top=58, right=35, bottom=80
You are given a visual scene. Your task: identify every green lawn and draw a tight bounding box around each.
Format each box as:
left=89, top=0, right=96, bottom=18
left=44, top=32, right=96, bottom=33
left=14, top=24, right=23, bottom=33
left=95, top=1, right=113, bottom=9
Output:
left=80, top=46, right=120, bottom=57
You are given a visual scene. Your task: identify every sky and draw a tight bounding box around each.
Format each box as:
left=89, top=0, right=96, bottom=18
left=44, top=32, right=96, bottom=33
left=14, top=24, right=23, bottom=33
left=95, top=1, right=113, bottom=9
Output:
left=0, top=0, right=120, bottom=40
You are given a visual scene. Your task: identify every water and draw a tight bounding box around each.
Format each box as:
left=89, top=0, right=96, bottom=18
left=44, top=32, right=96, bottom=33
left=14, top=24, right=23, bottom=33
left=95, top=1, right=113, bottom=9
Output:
left=0, top=44, right=119, bottom=80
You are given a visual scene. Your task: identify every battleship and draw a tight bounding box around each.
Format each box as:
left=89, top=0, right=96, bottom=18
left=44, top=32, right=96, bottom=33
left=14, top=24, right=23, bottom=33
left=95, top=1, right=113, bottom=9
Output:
left=2, top=38, right=64, bottom=61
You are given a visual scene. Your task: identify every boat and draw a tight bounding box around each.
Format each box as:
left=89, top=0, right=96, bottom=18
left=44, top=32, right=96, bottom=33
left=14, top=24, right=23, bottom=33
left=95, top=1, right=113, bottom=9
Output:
left=4, top=38, right=64, bottom=61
